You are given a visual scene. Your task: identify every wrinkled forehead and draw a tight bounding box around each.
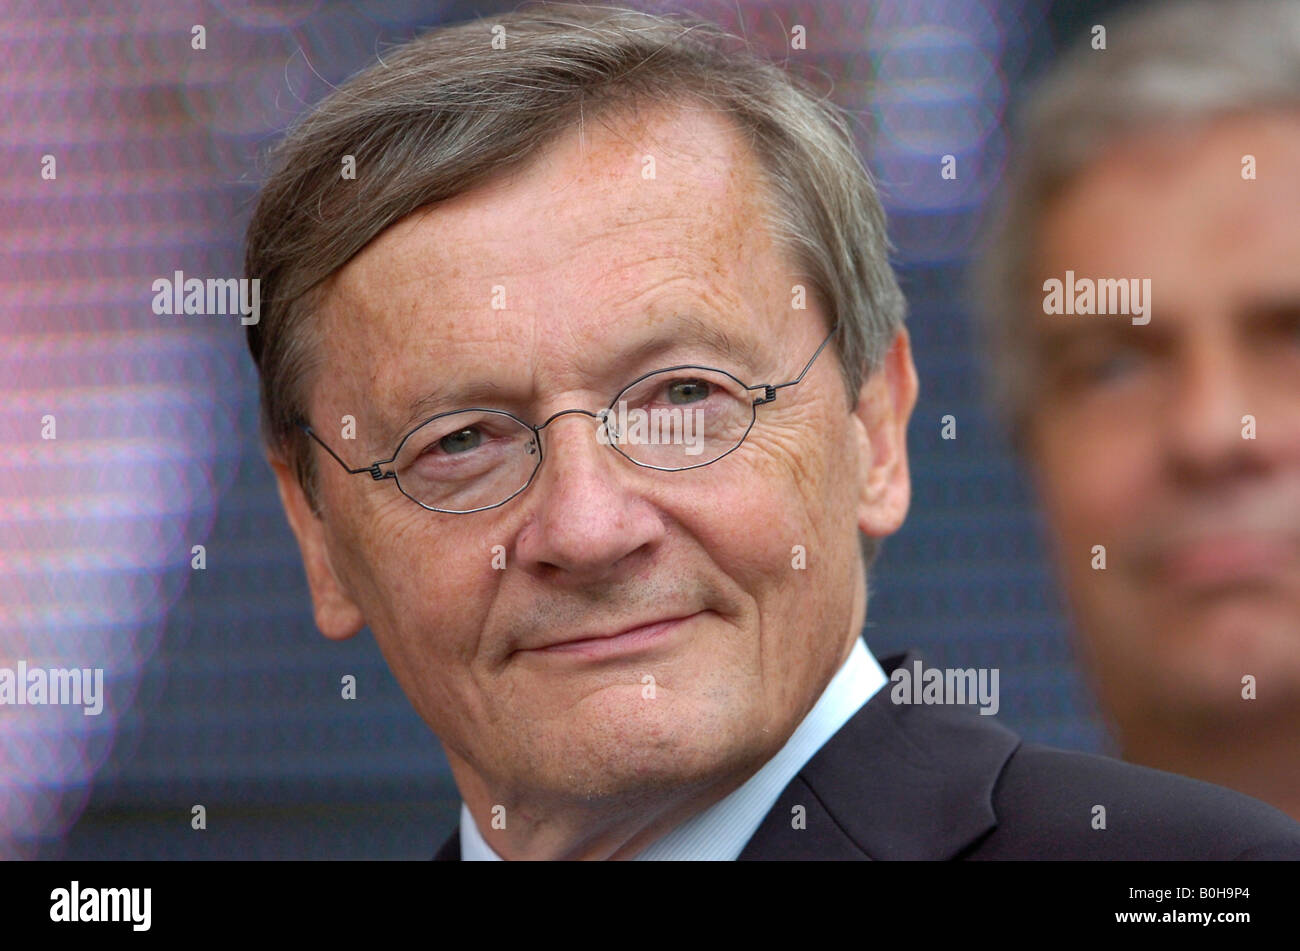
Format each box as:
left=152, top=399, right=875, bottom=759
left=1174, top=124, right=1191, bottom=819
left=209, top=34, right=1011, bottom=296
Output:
left=310, top=101, right=807, bottom=412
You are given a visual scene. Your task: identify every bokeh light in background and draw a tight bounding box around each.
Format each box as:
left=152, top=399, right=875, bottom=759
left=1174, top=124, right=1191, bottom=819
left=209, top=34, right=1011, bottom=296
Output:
left=0, top=1, right=257, bottom=856
left=1, top=0, right=1118, bottom=858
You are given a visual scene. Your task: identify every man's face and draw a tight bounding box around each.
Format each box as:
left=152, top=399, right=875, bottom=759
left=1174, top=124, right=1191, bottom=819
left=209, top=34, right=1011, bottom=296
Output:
left=276, top=103, right=915, bottom=818
left=1027, top=112, right=1300, bottom=726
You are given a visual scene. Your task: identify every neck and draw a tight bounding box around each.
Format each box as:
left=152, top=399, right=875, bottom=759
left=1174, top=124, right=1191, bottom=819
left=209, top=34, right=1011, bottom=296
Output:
left=1117, top=706, right=1300, bottom=822
left=453, top=764, right=761, bottom=860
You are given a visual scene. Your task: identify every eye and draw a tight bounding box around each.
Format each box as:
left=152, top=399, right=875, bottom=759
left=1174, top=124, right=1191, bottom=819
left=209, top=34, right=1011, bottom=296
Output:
left=666, top=379, right=712, bottom=404
left=437, top=427, right=483, bottom=454
left=395, top=411, right=529, bottom=485
left=1087, top=349, right=1143, bottom=383
left=1268, top=307, right=1300, bottom=347
left=1052, top=340, right=1146, bottom=389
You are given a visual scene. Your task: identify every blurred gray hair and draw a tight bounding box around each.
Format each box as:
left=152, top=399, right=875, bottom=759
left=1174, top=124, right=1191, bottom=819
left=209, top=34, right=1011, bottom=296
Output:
left=975, top=0, right=1300, bottom=446
left=245, top=2, right=906, bottom=564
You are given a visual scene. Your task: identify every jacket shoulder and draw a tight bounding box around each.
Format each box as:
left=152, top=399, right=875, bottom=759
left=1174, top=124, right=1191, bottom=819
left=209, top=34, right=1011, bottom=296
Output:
left=968, top=742, right=1300, bottom=859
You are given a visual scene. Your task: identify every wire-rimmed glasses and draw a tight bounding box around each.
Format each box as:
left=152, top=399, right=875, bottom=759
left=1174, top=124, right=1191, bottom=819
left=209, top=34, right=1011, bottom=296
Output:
left=302, top=328, right=835, bottom=514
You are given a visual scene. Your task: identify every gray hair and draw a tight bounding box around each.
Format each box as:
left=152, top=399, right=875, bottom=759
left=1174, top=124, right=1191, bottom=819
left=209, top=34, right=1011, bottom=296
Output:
left=244, top=1, right=905, bottom=562
left=976, top=0, right=1300, bottom=445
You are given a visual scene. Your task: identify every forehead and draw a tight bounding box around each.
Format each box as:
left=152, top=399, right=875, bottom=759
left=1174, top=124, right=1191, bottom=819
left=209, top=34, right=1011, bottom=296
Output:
left=314, top=101, right=797, bottom=408
left=1024, top=112, right=1300, bottom=361
left=1036, top=112, right=1300, bottom=305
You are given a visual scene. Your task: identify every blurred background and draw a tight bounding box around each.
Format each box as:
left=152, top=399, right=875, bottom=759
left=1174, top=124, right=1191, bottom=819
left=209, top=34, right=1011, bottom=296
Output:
left=1, top=0, right=1133, bottom=859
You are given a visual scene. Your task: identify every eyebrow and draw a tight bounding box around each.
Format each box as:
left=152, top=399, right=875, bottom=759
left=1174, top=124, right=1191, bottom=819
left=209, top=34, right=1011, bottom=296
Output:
left=616, top=313, right=763, bottom=374
left=1035, top=291, right=1300, bottom=352
left=379, top=314, right=767, bottom=449
left=1035, top=320, right=1171, bottom=351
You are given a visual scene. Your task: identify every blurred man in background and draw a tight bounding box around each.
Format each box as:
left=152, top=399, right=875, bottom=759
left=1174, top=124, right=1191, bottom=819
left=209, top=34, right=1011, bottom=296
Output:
left=978, top=0, right=1300, bottom=818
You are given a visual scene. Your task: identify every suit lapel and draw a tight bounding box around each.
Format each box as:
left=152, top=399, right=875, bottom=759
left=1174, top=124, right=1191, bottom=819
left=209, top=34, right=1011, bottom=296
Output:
left=738, top=774, right=873, bottom=859
left=740, top=650, right=1022, bottom=860
left=433, top=827, right=460, bottom=861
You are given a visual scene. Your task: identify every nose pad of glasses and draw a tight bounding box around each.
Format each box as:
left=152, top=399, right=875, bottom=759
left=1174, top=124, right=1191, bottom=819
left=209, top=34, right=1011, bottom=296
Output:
left=525, top=437, right=538, bottom=456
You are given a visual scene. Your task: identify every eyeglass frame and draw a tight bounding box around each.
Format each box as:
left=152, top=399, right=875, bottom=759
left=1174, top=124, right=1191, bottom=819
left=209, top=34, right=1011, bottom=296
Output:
left=300, top=326, right=838, bottom=514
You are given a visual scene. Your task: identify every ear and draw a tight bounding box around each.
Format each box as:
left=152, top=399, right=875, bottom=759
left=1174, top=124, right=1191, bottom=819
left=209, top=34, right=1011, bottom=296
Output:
left=270, top=455, right=367, bottom=641
left=853, top=328, right=918, bottom=539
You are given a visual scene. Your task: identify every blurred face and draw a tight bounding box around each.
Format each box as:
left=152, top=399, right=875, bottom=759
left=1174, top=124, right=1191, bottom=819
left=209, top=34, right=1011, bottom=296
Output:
left=1027, top=112, right=1300, bottom=727
left=274, top=102, right=915, bottom=824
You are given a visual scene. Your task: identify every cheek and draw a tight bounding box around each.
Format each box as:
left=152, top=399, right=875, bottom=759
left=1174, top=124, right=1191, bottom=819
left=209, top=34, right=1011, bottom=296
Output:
left=1031, top=409, right=1156, bottom=546
left=697, top=416, right=848, bottom=574
left=339, top=499, right=499, bottom=663
left=352, top=528, right=504, bottom=730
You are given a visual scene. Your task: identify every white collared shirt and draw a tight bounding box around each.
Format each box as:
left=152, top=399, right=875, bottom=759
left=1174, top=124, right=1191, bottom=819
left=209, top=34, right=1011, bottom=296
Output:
left=460, top=636, right=886, bottom=860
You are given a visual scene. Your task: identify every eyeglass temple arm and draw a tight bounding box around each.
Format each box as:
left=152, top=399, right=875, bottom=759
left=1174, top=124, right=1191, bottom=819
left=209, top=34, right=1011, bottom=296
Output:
left=750, top=328, right=837, bottom=405
left=300, top=424, right=392, bottom=481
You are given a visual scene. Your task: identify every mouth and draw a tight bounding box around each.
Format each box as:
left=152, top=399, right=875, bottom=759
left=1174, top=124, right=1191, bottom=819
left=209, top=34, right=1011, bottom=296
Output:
left=1154, top=534, right=1296, bottom=592
left=517, top=612, right=704, bottom=661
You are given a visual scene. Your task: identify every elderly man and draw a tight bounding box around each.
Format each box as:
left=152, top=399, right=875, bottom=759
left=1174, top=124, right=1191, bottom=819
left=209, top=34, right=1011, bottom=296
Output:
left=978, top=0, right=1300, bottom=820
left=245, top=3, right=1300, bottom=859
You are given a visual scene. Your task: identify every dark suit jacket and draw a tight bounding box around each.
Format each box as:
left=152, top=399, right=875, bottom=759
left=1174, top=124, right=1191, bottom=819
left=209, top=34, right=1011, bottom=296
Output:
left=434, top=648, right=1300, bottom=860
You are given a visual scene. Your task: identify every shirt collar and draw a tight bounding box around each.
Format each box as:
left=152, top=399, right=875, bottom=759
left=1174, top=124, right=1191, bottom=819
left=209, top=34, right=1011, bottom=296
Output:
left=460, top=636, right=886, bottom=860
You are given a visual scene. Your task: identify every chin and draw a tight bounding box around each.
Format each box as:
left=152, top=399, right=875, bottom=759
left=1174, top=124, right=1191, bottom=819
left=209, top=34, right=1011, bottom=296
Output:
left=510, top=686, right=766, bottom=802
left=1124, top=605, right=1300, bottom=718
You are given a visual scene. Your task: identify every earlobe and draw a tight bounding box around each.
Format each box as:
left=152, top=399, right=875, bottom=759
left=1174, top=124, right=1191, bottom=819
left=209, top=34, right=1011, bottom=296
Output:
left=854, top=328, right=919, bottom=539
left=270, top=456, right=367, bottom=641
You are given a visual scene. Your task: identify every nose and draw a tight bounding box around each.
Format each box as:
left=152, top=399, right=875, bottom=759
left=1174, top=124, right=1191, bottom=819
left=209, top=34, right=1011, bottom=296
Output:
left=1164, top=334, right=1267, bottom=485
left=513, top=407, right=667, bottom=581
